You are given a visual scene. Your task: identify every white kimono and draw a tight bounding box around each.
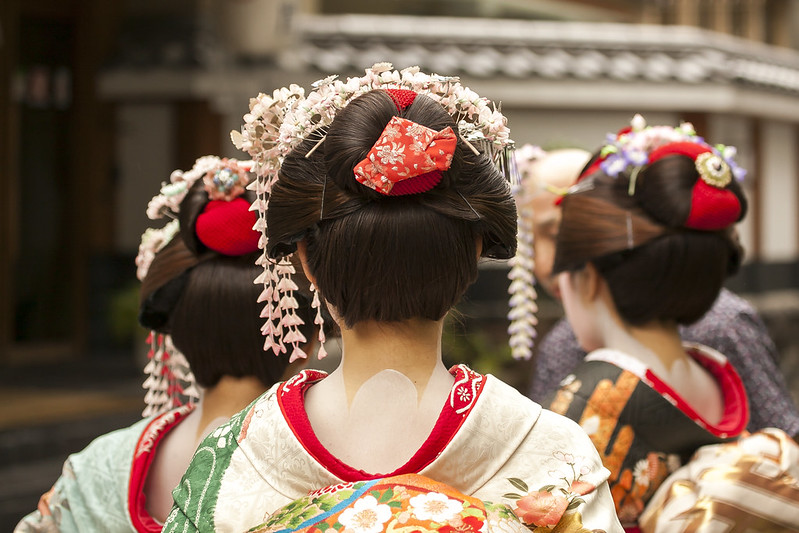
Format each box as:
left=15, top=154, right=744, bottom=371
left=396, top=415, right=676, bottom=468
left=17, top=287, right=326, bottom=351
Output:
left=163, top=365, right=623, bottom=532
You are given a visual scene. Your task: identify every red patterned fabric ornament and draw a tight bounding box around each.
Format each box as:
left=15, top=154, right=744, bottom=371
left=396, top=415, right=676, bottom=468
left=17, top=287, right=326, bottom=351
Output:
left=195, top=197, right=260, bottom=255
left=649, top=142, right=742, bottom=231
left=353, top=116, right=457, bottom=196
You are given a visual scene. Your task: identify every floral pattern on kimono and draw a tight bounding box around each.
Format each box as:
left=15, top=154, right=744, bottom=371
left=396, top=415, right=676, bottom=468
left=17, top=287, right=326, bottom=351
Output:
left=546, top=344, right=748, bottom=531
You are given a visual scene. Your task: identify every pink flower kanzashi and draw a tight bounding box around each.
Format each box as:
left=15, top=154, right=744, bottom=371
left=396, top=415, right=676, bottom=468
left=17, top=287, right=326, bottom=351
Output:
left=513, top=491, right=568, bottom=527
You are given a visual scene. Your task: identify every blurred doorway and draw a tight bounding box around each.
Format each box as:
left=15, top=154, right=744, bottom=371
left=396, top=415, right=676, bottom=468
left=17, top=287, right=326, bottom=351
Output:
left=1, top=0, right=120, bottom=365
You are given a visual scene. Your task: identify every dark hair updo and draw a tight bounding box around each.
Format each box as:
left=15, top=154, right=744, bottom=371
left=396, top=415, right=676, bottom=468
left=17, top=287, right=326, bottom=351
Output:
left=139, top=180, right=314, bottom=388
left=266, top=89, right=517, bottom=328
left=553, top=150, right=747, bottom=326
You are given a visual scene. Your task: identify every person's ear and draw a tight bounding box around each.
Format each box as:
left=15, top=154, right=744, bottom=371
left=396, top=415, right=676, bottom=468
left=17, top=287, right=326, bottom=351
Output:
left=295, top=240, right=317, bottom=287
left=579, top=262, right=602, bottom=303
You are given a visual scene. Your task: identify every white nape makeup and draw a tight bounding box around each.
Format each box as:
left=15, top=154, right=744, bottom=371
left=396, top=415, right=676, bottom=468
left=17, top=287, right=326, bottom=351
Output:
left=304, top=364, right=453, bottom=474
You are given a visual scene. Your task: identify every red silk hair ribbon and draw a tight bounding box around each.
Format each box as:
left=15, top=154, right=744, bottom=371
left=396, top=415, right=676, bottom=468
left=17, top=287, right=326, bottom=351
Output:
left=353, top=116, right=457, bottom=196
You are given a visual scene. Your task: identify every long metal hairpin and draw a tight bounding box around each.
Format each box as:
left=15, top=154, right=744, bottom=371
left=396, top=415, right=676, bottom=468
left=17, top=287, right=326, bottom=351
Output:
left=628, top=166, right=642, bottom=196
left=626, top=211, right=634, bottom=249
left=457, top=190, right=481, bottom=220
left=319, top=178, right=327, bottom=221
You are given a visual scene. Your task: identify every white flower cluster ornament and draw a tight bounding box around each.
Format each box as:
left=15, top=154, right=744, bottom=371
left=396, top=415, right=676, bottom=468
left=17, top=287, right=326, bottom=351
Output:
left=135, top=220, right=179, bottom=282
left=136, top=156, right=253, bottom=281
left=506, top=145, right=545, bottom=361
left=595, top=114, right=746, bottom=185
left=231, top=63, right=517, bottom=362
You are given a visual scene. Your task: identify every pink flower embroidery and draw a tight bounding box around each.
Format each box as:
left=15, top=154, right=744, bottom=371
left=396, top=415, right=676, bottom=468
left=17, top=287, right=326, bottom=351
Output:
left=569, top=480, right=596, bottom=496
left=514, top=491, right=568, bottom=527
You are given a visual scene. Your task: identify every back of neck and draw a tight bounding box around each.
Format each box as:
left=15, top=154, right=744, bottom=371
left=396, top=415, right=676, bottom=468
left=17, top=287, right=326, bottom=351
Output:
left=304, top=318, right=454, bottom=473
left=598, top=303, right=723, bottom=423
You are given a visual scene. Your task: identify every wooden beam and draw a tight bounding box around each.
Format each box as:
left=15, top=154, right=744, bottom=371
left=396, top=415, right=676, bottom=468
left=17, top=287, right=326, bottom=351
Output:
left=69, top=0, right=123, bottom=354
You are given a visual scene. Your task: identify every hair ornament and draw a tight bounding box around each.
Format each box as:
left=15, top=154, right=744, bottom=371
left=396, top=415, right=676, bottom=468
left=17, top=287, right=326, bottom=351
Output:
left=573, top=115, right=745, bottom=232
left=136, top=156, right=258, bottom=416
left=385, top=88, right=417, bottom=112
left=579, top=114, right=746, bottom=184
left=203, top=159, right=250, bottom=201
left=694, top=152, right=732, bottom=188
left=145, top=156, right=253, bottom=221
left=506, top=207, right=538, bottom=361
left=195, top=197, right=261, bottom=256
left=564, top=178, right=596, bottom=197
left=135, top=220, right=180, bottom=282
left=648, top=141, right=743, bottom=231
left=353, top=116, right=457, bottom=195
left=232, top=63, right=516, bottom=361
left=142, top=333, right=200, bottom=417
left=505, top=144, right=544, bottom=361
left=457, top=120, right=519, bottom=187
left=626, top=212, right=635, bottom=249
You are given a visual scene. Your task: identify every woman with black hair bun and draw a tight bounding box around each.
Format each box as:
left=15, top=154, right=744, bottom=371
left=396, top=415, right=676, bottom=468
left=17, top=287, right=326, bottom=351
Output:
left=16, top=157, right=315, bottom=533
left=542, top=116, right=799, bottom=531
left=164, top=65, right=623, bottom=533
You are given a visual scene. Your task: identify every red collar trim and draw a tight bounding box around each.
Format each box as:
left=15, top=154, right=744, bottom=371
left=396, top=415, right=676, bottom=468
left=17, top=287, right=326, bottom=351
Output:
left=277, top=365, right=485, bottom=481
left=128, top=405, right=195, bottom=532
left=640, top=346, right=748, bottom=438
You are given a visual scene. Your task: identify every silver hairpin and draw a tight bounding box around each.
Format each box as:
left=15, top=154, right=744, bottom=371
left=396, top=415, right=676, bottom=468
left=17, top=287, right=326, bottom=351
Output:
left=457, top=190, right=481, bottom=220
left=566, top=179, right=595, bottom=196
left=626, top=211, right=634, bottom=249
left=628, top=166, right=642, bottom=196
left=319, top=178, right=327, bottom=221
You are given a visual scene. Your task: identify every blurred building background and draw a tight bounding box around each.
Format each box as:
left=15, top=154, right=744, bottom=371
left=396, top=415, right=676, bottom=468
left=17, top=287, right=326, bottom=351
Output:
left=2, top=0, right=799, bottom=527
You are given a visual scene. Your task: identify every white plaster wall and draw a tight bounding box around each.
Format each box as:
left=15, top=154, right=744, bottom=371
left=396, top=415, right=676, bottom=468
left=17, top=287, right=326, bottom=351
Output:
left=759, top=120, right=798, bottom=261
left=115, top=104, right=175, bottom=253
left=502, top=108, right=677, bottom=151
left=707, top=114, right=757, bottom=262
left=215, top=95, right=253, bottom=159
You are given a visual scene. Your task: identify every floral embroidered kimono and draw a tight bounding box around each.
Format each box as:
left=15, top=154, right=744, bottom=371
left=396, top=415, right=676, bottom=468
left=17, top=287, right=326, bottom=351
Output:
left=15, top=405, right=194, bottom=533
left=247, top=473, right=530, bottom=533
left=546, top=344, right=749, bottom=531
left=163, top=365, right=623, bottom=533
